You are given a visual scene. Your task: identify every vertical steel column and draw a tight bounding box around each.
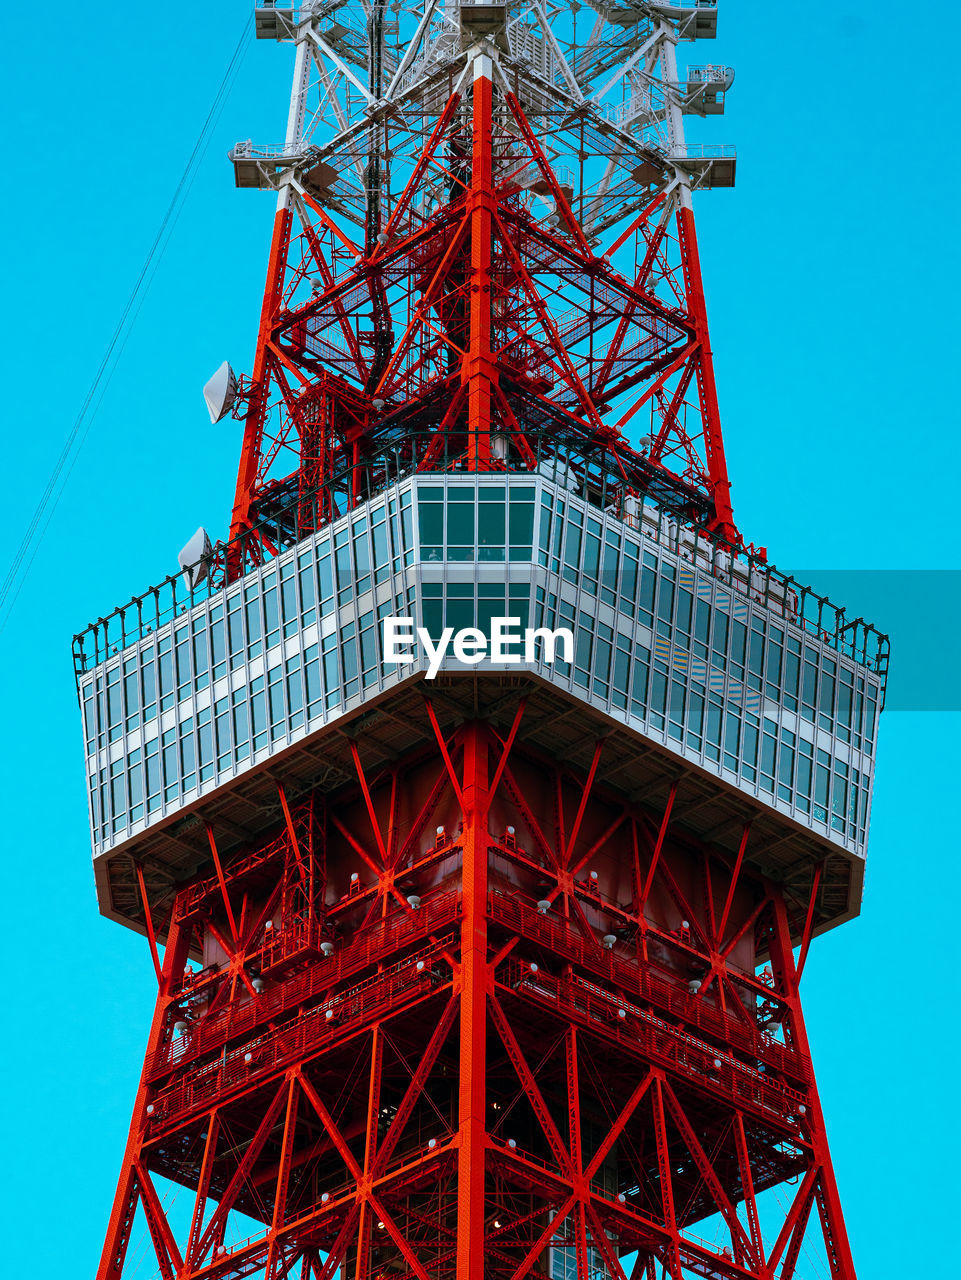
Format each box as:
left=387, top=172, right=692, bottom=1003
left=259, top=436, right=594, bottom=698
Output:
left=456, top=721, right=489, bottom=1280
left=229, top=35, right=311, bottom=548
left=96, top=913, right=192, bottom=1280
left=769, top=893, right=857, bottom=1279
left=465, top=55, right=494, bottom=470
left=659, top=25, right=736, bottom=542
left=675, top=204, right=736, bottom=541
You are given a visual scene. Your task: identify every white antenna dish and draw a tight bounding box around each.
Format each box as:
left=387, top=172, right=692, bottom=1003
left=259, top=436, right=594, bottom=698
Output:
left=178, top=527, right=212, bottom=592
left=203, top=361, right=238, bottom=424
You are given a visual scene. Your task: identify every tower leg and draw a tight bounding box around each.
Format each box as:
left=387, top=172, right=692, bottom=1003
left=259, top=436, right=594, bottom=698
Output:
left=770, top=894, right=857, bottom=1279
left=96, top=913, right=192, bottom=1280
left=457, top=722, right=489, bottom=1280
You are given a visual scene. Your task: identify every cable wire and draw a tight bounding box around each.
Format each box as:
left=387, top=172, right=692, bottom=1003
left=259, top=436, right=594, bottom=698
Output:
left=0, top=19, right=252, bottom=636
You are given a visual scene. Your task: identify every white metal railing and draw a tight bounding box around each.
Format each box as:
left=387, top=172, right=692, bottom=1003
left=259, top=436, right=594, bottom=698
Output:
left=688, top=63, right=734, bottom=85
left=671, top=142, right=736, bottom=159
left=605, top=91, right=657, bottom=127
left=231, top=139, right=310, bottom=160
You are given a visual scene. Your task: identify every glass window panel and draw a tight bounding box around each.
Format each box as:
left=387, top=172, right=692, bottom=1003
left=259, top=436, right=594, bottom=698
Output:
left=354, top=528, right=371, bottom=590
left=286, top=658, right=303, bottom=718
left=299, top=552, right=316, bottom=614
left=372, top=521, right=389, bottom=582
left=419, top=502, right=444, bottom=547
left=448, top=595, right=477, bottom=632
left=317, top=554, right=334, bottom=606
left=620, top=548, right=639, bottom=615
left=676, top=589, right=692, bottom=635
left=639, top=563, right=655, bottom=622
left=583, top=531, right=601, bottom=580
left=447, top=501, right=476, bottom=546
left=227, top=604, right=243, bottom=657
left=538, top=501, right=553, bottom=566
left=707, top=700, right=722, bottom=748
left=509, top=503, right=534, bottom=555
left=264, top=586, right=279, bottom=640
left=658, top=573, right=675, bottom=625
left=305, top=646, right=322, bottom=708
left=563, top=515, right=582, bottom=582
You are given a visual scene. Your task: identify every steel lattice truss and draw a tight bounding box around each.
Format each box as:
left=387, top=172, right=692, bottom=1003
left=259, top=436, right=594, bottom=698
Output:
left=98, top=714, right=856, bottom=1280
left=227, top=0, right=738, bottom=567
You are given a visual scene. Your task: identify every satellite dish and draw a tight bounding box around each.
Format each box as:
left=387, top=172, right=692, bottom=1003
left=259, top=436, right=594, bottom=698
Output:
left=203, top=361, right=238, bottom=424
left=178, top=527, right=212, bottom=592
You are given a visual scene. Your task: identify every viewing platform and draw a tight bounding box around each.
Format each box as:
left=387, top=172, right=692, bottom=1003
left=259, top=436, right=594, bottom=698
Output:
left=230, top=139, right=313, bottom=190
left=255, top=2, right=297, bottom=42
left=683, top=64, right=735, bottom=114
left=613, top=2, right=719, bottom=41
left=672, top=142, right=736, bottom=188
left=74, top=471, right=887, bottom=940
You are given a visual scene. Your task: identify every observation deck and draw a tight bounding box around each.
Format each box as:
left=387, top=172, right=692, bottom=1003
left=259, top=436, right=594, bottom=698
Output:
left=74, top=473, right=887, bottom=942
left=615, top=2, right=718, bottom=41
left=683, top=64, right=735, bottom=115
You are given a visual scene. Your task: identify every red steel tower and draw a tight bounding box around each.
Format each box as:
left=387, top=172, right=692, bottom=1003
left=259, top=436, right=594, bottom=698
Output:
left=75, top=5, right=888, bottom=1280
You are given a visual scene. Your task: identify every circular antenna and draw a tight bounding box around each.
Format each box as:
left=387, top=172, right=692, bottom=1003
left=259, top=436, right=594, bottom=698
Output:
left=178, top=527, right=213, bottom=593
left=203, top=361, right=238, bottom=424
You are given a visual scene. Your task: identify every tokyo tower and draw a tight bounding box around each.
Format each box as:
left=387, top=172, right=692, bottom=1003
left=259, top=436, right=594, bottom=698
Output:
left=74, top=4, right=888, bottom=1279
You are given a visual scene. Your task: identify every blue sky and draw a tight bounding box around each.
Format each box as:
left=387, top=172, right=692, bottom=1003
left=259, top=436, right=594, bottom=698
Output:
left=0, top=1, right=956, bottom=1272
